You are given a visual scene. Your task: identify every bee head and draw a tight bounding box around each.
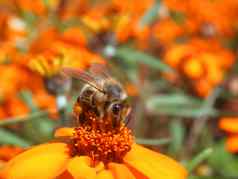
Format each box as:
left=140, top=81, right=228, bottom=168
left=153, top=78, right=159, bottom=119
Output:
left=104, top=81, right=127, bottom=101
left=107, top=99, right=131, bottom=125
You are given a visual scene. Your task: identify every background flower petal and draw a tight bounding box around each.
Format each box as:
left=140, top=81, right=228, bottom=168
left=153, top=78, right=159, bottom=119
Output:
left=226, top=135, right=238, bottom=153
left=219, top=118, right=238, bottom=133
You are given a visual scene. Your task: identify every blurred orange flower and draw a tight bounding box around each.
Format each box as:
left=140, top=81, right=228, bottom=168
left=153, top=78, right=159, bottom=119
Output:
left=164, top=39, right=235, bottom=97
left=0, top=62, right=57, bottom=119
left=219, top=117, right=238, bottom=153
left=29, top=45, right=104, bottom=77
left=125, top=83, right=139, bottom=97
left=113, top=0, right=154, bottom=44
left=4, top=98, right=29, bottom=117
left=28, top=25, right=104, bottom=78
left=165, top=0, right=238, bottom=37
left=60, top=27, right=87, bottom=47
left=0, top=146, right=24, bottom=162
left=13, top=0, right=47, bottom=15
left=152, top=18, right=184, bottom=46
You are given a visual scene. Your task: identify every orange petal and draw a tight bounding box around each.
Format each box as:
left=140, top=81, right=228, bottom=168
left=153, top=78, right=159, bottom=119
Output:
left=125, top=163, right=148, bottom=179
left=108, top=163, right=136, bottom=179
left=0, top=143, right=70, bottom=179
left=219, top=118, right=238, bottom=133
left=124, top=144, right=187, bottom=179
left=57, top=171, right=74, bottom=179
left=97, top=170, right=114, bottom=179
left=67, top=156, right=97, bottom=179
left=55, top=127, right=75, bottom=138
left=94, top=162, right=105, bottom=173
left=183, top=58, right=203, bottom=79
left=226, top=135, right=238, bottom=153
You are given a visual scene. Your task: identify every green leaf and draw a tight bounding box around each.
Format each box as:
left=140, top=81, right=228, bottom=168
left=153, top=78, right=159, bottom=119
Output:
left=0, top=128, right=31, bottom=147
left=188, top=176, right=218, bottom=179
left=187, top=148, right=213, bottom=172
left=147, top=94, right=202, bottom=107
left=115, top=47, right=173, bottom=72
left=136, top=138, right=170, bottom=146
left=43, top=0, right=50, bottom=7
left=66, top=95, right=78, bottom=114
left=19, top=90, right=38, bottom=112
left=146, top=94, right=217, bottom=118
left=170, top=11, right=186, bottom=24
left=208, top=142, right=238, bottom=178
left=169, top=119, right=185, bottom=154
left=147, top=106, right=217, bottom=118
left=22, top=118, right=56, bottom=144
left=0, top=111, right=49, bottom=126
left=20, top=11, right=38, bottom=28
left=139, top=0, right=161, bottom=28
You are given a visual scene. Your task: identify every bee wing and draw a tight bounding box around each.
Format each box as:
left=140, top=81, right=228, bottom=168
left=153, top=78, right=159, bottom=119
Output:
left=90, top=63, right=126, bottom=94
left=62, top=67, right=105, bottom=93
left=89, top=63, right=111, bottom=80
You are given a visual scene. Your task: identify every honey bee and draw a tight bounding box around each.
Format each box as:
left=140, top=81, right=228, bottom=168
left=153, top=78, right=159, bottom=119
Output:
left=63, top=64, right=131, bottom=127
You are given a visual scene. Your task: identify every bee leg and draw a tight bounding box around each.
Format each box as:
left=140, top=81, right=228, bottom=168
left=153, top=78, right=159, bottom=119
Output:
left=77, top=113, right=86, bottom=126
left=96, top=105, right=104, bottom=119
left=122, top=107, right=132, bottom=126
left=112, top=116, right=120, bottom=128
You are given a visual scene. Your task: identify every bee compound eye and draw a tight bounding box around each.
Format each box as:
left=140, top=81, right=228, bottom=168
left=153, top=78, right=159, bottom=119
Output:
left=112, top=103, right=122, bottom=115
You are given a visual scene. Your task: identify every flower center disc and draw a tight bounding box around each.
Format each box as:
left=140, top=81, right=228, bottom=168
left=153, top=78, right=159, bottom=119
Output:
left=71, top=121, right=133, bottom=164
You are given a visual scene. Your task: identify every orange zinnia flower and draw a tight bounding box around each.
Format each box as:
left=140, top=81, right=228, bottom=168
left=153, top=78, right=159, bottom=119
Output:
left=29, top=45, right=104, bottom=78
left=165, top=0, right=238, bottom=37
left=13, top=0, right=47, bottom=15
left=0, top=125, right=187, bottom=179
left=0, top=61, right=57, bottom=119
left=164, top=39, right=235, bottom=97
left=152, top=18, right=184, bottom=46
left=28, top=25, right=104, bottom=78
left=4, top=98, right=29, bottom=117
left=219, top=117, right=238, bottom=153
